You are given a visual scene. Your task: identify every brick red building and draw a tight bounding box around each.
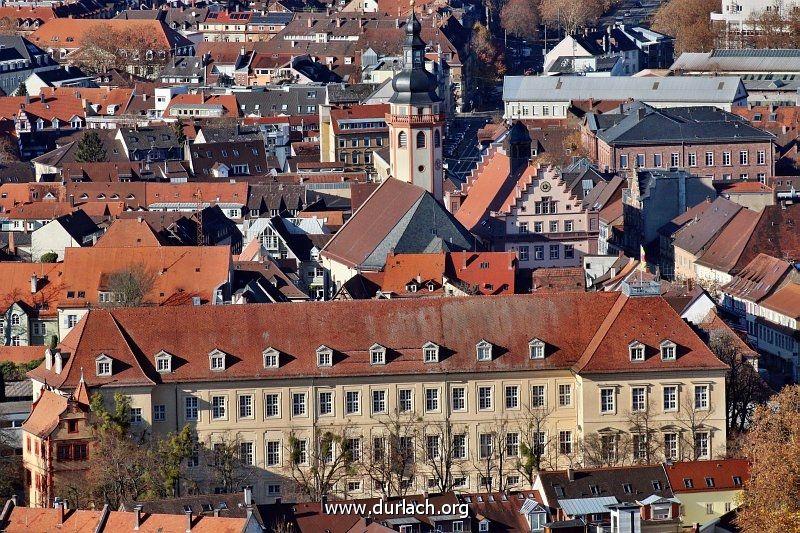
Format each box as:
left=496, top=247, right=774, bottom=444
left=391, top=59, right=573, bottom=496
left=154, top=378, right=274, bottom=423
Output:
left=583, top=102, right=776, bottom=183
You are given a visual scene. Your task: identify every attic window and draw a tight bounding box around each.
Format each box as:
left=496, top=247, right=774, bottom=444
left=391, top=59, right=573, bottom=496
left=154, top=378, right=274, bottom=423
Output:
left=652, top=480, right=662, bottom=491
left=622, top=483, right=633, bottom=494
left=155, top=351, right=172, bottom=373
left=705, top=477, right=715, bottom=488
left=209, top=350, right=226, bottom=371
left=423, top=342, right=439, bottom=363
left=684, top=478, right=694, bottom=488
left=629, top=341, right=645, bottom=362
left=263, top=347, right=279, bottom=368
left=476, top=340, right=492, bottom=361
left=660, top=340, right=676, bottom=361
left=589, top=485, right=600, bottom=495
left=317, top=345, right=333, bottom=367
left=732, top=476, right=742, bottom=486
left=95, top=354, right=112, bottom=377
left=529, top=338, right=545, bottom=359
left=370, top=343, right=386, bottom=365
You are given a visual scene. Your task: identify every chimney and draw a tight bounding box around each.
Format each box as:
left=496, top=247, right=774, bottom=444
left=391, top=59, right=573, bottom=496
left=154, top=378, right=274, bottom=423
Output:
left=30, top=273, right=37, bottom=294
left=213, top=508, right=220, bottom=517
left=45, top=348, right=52, bottom=370
left=307, top=17, right=312, bottom=27
left=68, top=194, right=74, bottom=207
left=54, top=351, right=62, bottom=374
left=567, top=467, right=575, bottom=481
left=184, top=509, right=193, bottom=532
left=57, top=501, right=65, bottom=526
left=243, top=486, right=253, bottom=506
left=6, top=232, right=13, bottom=255
left=133, top=504, right=143, bottom=530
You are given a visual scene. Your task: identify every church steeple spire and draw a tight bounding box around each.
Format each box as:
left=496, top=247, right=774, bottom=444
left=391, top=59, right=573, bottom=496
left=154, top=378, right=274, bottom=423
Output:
left=389, top=0, right=440, bottom=106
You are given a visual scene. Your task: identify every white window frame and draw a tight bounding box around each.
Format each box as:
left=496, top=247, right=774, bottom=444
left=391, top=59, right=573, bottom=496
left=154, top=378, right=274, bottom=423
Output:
left=263, top=347, right=279, bottom=368
left=95, top=354, right=112, bottom=377
left=316, top=345, right=333, bottom=367
left=423, top=341, right=439, bottom=363
left=476, top=340, right=492, bottom=361
left=370, top=343, right=386, bottom=365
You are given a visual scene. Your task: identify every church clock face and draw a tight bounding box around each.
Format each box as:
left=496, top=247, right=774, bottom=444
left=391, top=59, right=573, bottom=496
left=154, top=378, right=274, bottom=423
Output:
left=540, top=181, right=551, bottom=192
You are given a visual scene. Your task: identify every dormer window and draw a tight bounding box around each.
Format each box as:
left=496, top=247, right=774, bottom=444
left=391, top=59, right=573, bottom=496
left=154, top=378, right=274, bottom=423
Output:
left=209, top=349, right=226, bottom=371
left=660, top=340, right=676, bottom=361
left=317, top=345, right=333, bottom=367
left=426, top=282, right=435, bottom=292
left=155, top=351, right=172, bottom=373
left=406, top=282, right=418, bottom=293
left=476, top=340, right=492, bottom=361
left=370, top=343, right=386, bottom=365
left=263, top=347, right=279, bottom=368
left=423, top=341, right=439, bottom=363
left=629, top=341, right=645, bottom=362
left=529, top=338, right=545, bottom=359
left=95, top=354, right=112, bottom=377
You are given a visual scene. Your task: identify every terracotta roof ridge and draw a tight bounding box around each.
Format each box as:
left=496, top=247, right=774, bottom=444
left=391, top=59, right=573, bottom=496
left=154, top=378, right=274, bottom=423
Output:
left=106, top=311, right=157, bottom=386
left=572, top=292, right=629, bottom=372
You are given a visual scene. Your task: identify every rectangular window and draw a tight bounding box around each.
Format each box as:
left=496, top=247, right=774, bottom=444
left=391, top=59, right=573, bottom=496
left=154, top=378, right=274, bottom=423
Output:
left=740, top=150, right=748, bottom=165
left=318, top=391, right=333, bottom=416
left=632, top=387, right=646, bottom=411
left=663, top=386, right=677, bottom=411
left=266, top=441, right=281, bottom=466
left=633, top=434, right=647, bottom=461
left=757, top=150, right=766, bottom=165
left=505, top=385, right=519, bottom=409
left=671, top=153, right=679, bottom=167
left=346, top=438, right=362, bottom=462
left=453, top=434, right=467, bottom=459
left=653, top=153, right=662, bottom=167
left=479, top=433, right=493, bottom=459
left=452, top=387, right=466, bottom=411
left=533, top=221, right=543, bottom=233
left=705, top=152, right=714, bottom=166
left=426, top=435, right=440, bottom=460
left=519, top=246, right=529, bottom=261
left=664, top=433, right=678, bottom=459
left=153, top=404, right=166, bottom=422
left=294, top=439, right=308, bottom=465
left=265, top=393, right=280, bottom=417
left=695, top=432, right=709, bottom=459
left=549, top=244, right=559, bottom=260
left=564, top=220, right=574, bottom=232
left=620, top=154, right=629, bottom=169
left=722, top=151, right=731, bottom=166
left=345, top=391, right=360, bottom=415
left=131, top=407, right=142, bottom=424
left=239, top=442, right=254, bottom=466
left=564, top=245, right=574, bottom=259
left=558, top=384, right=571, bottom=407
left=694, top=385, right=709, bottom=410
left=549, top=220, right=558, bottom=233
left=292, top=392, right=307, bottom=416
left=185, top=397, right=198, bottom=421
left=478, top=386, right=492, bottom=410
left=600, top=388, right=615, bottom=413
left=398, top=389, right=413, bottom=413
left=425, top=388, right=439, bottom=412
left=531, top=385, right=546, bottom=408
left=534, top=245, right=544, bottom=260
left=688, top=153, right=697, bottom=167
left=506, top=432, right=520, bottom=457
left=238, top=395, right=253, bottom=419
left=559, top=431, right=573, bottom=455
left=636, top=153, right=645, bottom=167
left=211, top=396, right=226, bottom=419
left=519, top=221, right=529, bottom=233
left=372, top=390, right=387, bottom=414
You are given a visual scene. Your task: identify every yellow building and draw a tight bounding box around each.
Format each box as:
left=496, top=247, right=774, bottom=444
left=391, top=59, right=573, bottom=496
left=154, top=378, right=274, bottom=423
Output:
left=26, top=291, right=728, bottom=503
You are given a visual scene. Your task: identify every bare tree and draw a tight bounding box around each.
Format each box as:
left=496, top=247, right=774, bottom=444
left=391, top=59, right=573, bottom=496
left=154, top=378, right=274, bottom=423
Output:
left=287, top=426, right=356, bottom=500
left=501, top=0, right=541, bottom=41
left=361, top=412, right=418, bottom=498
left=674, top=388, right=716, bottom=460
left=626, top=401, right=661, bottom=465
left=418, top=418, right=468, bottom=493
left=202, top=435, right=256, bottom=494
left=583, top=431, right=633, bottom=468
left=516, top=403, right=553, bottom=487
left=539, top=0, right=603, bottom=37
left=472, top=417, right=513, bottom=492
left=652, top=0, right=720, bottom=53
left=104, top=263, right=157, bottom=307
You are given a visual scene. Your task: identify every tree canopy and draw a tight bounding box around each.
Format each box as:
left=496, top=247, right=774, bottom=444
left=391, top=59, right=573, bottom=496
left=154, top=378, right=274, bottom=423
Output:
left=74, top=130, right=107, bottom=163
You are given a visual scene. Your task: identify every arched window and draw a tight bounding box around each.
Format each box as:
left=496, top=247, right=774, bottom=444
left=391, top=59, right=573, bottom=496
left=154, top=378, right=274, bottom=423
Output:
left=416, top=131, right=426, bottom=148
left=398, top=131, right=407, bottom=148
left=434, top=129, right=441, bottom=148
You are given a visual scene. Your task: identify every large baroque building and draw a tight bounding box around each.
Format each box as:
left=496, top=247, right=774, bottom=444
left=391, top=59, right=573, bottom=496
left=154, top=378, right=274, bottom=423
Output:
left=25, top=290, right=728, bottom=504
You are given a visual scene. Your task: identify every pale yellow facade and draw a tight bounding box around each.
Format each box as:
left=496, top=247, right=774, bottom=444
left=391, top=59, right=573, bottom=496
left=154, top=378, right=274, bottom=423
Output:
left=96, top=368, right=727, bottom=502
left=674, top=489, right=742, bottom=526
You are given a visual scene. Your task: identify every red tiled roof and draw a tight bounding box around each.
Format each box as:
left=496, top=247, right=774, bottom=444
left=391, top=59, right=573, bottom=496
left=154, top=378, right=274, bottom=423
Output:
left=41, top=87, right=133, bottom=116
left=59, top=245, right=230, bottom=308
left=0, top=261, right=64, bottom=317
left=455, top=148, right=510, bottom=231
left=664, top=459, right=750, bottom=493
left=0, top=345, right=46, bottom=364
left=21, top=388, right=67, bottom=438
left=28, top=292, right=726, bottom=390
left=0, top=95, right=86, bottom=123
left=379, top=252, right=447, bottom=293
left=3, top=201, right=73, bottom=220
left=447, top=251, right=517, bottom=295
left=733, top=203, right=800, bottom=271
left=0, top=183, right=65, bottom=211
left=695, top=208, right=761, bottom=274
left=718, top=181, right=773, bottom=194
left=532, top=267, right=586, bottom=292
left=163, top=93, right=239, bottom=117
left=94, top=218, right=163, bottom=248
left=759, top=283, right=800, bottom=319
left=599, top=197, right=624, bottom=225
left=330, top=104, right=389, bottom=134
left=145, top=182, right=248, bottom=206
left=29, top=19, right=192, bottom=50
left=722, top=253, right=791, bottom=303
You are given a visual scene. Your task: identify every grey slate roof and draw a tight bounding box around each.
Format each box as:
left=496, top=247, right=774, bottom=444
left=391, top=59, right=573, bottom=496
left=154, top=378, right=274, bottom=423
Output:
left=235, top=86, right=325, bottom=116
left=672, top=49, right=800, bottom=73
left=34, top=66, right=93, bottom=85
left=247, top=183, right=305, bottom=213
left=159, top=56, right=204, bottom=79
left=538, top=465, right=673, bottom=508
left=671, top=197, right=742, bottom=255
left=503, top=75, right=746, bottom=104
left=326, top=82, right=379, bottom=104
left=590, top=102, right=775, bottom=146
left=55, top=209, right=100, bottom=242
left=118, top=126, right=181, bottom=152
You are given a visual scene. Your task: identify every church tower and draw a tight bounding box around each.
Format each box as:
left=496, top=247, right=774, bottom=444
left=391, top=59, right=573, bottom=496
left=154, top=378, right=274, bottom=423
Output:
left=386, top=0, right=445, bottom=201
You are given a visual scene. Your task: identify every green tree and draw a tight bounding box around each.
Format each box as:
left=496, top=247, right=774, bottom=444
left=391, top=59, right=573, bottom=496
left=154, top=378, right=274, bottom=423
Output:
left=156, top=425, right=197, bottom=497
left=74, top=130, right=107, bottom=163
left=173, top=121, right=186, bottom=145
left=15, top=81, right=26, bottom=96
left=39, top=252, right=58, bottom=263
left=90, top=392, right=132, bottom=434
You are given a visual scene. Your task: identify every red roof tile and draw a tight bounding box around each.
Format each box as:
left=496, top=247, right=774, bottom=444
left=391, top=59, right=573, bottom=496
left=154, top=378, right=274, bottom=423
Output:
left=695, top=208, right=761, bottom=274
left=29, top=19, right=191, bottom=50
left=28, top=292, right=726, bottom=390
left=759, top=283, right=800, bottom=319
left=664, top=459, right=750, bottom=493
left=94, top=218, right=163, bottom=248
left=0, top=345, right=46, bottom=364
left=0, top=261, right=64, bottom=317
left=722, top=253, right=792, bottom=303
left=21, top=389, right=67, bottom=438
